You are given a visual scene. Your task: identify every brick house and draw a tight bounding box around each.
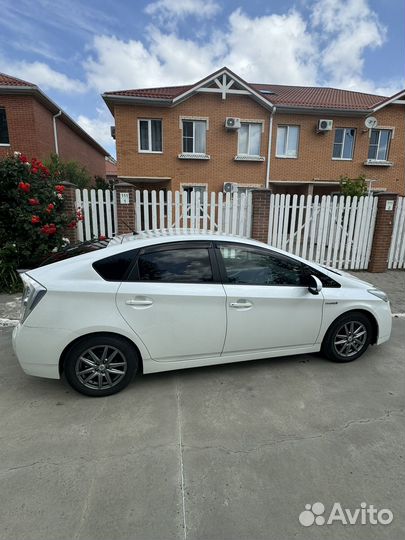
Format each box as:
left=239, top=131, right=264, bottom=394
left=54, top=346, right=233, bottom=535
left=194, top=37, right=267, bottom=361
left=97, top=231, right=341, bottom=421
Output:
left=103, top=67, right=405, bottom=196
left=0, top=73, right=108, bottom=177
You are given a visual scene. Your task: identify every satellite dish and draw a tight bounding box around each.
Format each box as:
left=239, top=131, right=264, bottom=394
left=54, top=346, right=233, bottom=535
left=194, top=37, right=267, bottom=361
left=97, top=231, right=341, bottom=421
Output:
left=365, top=116, right=378, bottom=129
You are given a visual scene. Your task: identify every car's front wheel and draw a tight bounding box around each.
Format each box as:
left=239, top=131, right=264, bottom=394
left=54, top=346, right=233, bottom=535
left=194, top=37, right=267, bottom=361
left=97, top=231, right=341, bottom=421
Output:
left=322, top=312, right=373, bottom=363
left=64, top=335, right=138, bottom=396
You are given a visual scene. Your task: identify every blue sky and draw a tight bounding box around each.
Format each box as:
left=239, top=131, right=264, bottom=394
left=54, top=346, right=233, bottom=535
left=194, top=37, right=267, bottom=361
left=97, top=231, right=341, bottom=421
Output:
left=0, top=0, right=403, bottom=156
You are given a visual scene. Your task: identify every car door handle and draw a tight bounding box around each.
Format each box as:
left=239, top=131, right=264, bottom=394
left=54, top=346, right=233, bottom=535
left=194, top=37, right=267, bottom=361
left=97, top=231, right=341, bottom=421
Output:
left=229, top=301, right=253, bottom=309
left=125, top=299, right=153, bottom=307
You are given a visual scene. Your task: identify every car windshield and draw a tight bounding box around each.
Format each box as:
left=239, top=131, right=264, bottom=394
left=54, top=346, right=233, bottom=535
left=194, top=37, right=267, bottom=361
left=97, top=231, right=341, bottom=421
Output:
left=38, top=239, right=110, bottom=267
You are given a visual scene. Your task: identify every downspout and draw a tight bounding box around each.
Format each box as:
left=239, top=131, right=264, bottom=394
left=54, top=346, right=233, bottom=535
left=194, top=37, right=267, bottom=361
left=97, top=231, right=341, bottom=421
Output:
left=53, top=110, right=62, bottom=155
left=265, top=106, right=276, bottom=189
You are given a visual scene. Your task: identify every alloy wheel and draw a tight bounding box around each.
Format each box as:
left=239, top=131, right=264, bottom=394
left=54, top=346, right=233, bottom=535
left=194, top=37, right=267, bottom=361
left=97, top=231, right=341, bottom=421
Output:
left=75, top=345, right=127, bottom=390
left=333, top=321, right=367, bottom=358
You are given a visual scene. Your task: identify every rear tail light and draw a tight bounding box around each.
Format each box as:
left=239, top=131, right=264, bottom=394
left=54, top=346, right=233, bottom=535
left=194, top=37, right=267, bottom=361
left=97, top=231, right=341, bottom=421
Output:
left=19, top=273, right=47, bottom=323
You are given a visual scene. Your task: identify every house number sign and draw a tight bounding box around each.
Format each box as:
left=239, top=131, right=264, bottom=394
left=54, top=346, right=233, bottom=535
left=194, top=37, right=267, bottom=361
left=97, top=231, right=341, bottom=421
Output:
left=120, top=192, right=130, bottom=204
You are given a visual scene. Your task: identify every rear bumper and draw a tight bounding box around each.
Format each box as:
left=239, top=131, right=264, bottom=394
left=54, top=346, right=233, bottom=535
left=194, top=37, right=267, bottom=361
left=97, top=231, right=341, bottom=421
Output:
left=12, top=324, right=64, bottom=379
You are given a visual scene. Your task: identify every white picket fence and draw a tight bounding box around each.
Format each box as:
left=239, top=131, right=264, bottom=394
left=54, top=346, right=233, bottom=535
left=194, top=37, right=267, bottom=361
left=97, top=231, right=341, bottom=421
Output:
left=75, top=189, right=117, bottom=241
left=267, top=194, right=378, bottom=270
left=388, top=197, right=405, bottom=269
left=134, top=189, right=253, bottom=237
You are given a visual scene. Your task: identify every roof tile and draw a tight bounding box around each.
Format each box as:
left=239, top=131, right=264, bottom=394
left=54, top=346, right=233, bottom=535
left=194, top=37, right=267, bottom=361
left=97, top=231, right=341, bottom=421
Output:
left=0, top=73, right=36, bottom=87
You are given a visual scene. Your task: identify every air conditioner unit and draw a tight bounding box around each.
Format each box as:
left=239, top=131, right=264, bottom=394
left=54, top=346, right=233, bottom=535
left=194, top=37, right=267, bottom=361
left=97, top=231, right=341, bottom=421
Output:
left=110, top=126, right=116, bottom=139
left=317, top=119, right=333, bottom=132
left=225, top=117, right=241, bottom=130
left=223, top=182, right=238, bottom=193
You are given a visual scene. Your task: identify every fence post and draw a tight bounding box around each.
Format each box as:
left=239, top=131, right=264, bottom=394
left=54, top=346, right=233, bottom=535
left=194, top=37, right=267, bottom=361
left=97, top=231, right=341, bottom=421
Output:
left=115, top=182, right=136, bottom=235
left=251, top=189, right=272, bottom=243
left=368, top=193, right=398, bottom=273
left=59, top=181, right=78, bottom=244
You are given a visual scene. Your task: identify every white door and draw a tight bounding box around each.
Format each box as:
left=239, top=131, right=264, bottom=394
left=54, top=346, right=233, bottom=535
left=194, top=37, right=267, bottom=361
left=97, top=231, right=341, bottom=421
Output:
left=116, top=242, right=226, bottom=361
left=217, top=243, right=324, bottom=354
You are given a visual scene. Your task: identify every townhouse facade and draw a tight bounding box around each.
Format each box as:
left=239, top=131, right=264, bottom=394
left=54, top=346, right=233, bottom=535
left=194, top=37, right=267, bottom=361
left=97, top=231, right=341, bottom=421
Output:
left=0, top=73, right=108, bottom=178
left=103, top=67, right=405, bottom=196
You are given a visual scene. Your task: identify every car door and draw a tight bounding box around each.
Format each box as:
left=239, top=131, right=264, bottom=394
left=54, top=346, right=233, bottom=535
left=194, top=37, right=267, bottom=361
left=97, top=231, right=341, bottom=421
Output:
left=116, top=241, right=227, bottom=362
left=216, top=242, right=324, bottom=355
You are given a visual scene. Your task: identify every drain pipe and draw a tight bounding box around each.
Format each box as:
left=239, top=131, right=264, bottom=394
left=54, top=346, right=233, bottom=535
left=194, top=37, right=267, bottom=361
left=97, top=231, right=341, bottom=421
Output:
left=265, top=106, right=276, bottom=189
left=53, top=110, right=62, bottom=155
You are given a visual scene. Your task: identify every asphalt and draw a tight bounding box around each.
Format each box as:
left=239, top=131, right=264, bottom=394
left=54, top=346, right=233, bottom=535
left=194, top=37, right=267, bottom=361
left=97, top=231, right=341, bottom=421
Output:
left=0, top=319, right=404, bottom=539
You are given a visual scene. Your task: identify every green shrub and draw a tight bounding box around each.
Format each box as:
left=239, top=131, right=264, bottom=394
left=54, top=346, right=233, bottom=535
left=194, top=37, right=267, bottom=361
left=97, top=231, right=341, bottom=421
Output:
left=0, top=153, right=80, bottom=292
left=339, top=175, right=368, bottom=197
left=44, top=153, right=92, bottom=189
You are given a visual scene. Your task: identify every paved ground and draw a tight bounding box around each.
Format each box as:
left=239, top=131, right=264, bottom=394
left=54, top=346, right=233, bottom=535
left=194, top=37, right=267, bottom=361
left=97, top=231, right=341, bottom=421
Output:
left=0, top=318, right=404, bottom=540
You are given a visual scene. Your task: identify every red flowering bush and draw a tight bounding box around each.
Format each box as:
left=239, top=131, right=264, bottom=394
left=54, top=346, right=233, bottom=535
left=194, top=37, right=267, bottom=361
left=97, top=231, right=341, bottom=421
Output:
left=0, top=153, right=80, bottom=291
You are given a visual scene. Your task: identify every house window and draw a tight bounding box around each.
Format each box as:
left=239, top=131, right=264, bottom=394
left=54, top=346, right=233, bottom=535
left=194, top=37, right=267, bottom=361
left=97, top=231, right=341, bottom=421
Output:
left=333, top=128, right=355, bottom=160
left=138, top=119, right=162, bottom=152
left=0, top=108, right=10, bottom=145
left=238, top=123, right=262, bottom=156
left=182, top=120, right=206, bottom=154
left=368, top=129, right=392, bottom=161
left=276, top=125, right=299, bottom=158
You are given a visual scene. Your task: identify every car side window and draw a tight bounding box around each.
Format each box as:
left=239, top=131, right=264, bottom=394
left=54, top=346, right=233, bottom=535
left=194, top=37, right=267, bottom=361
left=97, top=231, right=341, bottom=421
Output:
left=137, top=247, right=213, bottom=283
left=92, top=250, right=137, bottom=281
left=219, top=245, right=305, bottom=286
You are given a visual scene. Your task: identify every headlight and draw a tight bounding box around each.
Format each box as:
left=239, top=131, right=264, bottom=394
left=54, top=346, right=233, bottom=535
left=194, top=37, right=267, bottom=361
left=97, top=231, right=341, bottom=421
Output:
left=367, top=289, right=389, bottom=302
left=20, top=274, right=47, bottom=323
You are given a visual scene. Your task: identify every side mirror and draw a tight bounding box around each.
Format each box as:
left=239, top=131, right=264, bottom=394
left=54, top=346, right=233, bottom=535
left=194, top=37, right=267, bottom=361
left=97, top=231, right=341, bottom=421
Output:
left=308, top=275, right=323, bottom=295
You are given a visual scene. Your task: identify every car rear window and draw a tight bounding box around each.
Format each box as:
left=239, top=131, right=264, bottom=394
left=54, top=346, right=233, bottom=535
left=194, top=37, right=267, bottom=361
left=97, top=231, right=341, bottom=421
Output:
left=39, top=239, right=109, bottom=267
left=93, top=250, right=137, bottom=281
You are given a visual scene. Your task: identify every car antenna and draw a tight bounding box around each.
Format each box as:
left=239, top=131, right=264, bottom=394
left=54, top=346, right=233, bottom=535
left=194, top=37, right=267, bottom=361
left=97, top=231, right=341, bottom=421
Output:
left=121, top=219, right=138, bottom=235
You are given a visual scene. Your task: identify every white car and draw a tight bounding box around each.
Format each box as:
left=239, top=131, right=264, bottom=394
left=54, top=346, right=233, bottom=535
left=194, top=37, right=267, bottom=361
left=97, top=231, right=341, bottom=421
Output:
left=12, top=231, right=392, bottom=397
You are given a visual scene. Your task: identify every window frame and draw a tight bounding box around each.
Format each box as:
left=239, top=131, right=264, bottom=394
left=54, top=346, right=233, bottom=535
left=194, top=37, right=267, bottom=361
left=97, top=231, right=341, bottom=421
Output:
left=127, top=241, right=222, bottom=284
left=332, top=128, right=356, bottom=161
left=368, top=128, right=392, bottom=161
left=0, top=107, right=10, bottom=146
left=181, top=119, right=207, bottom=155
left=237, top=122, right=262, bottom=157
left=214, top=242, right=340, bottom=288
left=137, top=118, right=163, bottom=154
left=276, top=125, right=300, bottom=159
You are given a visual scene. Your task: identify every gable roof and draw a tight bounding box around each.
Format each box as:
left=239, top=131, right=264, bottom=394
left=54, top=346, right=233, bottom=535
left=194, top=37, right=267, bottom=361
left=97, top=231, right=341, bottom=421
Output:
left=103, top=67, right=403, bottom=116
left=0, top=72, right=109, bottom=156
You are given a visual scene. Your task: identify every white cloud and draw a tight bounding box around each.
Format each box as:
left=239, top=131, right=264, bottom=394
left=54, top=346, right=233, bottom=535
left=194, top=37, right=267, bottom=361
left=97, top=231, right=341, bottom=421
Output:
left=83, top=0, right=403, bottom=97
left=145, top=0, right=220, bottom=22
left=76, top=107, right=114, bottom=150
left=311, top=0, right=386, bottom=88
left=0, top=58, right=87, bottom=93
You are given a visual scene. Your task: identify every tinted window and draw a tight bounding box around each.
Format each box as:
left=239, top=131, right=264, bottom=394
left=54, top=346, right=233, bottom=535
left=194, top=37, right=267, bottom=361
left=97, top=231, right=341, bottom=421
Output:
left=220, top=246, right=304, bottom=286
left=0, top=108, right=9, bottom=144
left=138, top=248, right=213, bottom=283
left=39, top=239, right=109, bottom=267
left=93, top=250, right=135, bottom=281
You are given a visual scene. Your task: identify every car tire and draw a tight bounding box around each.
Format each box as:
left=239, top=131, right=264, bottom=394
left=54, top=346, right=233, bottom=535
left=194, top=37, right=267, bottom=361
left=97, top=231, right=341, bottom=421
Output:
left=322, top=312, right=372, bottom=363
left=64, top=335, right=138, bottom=397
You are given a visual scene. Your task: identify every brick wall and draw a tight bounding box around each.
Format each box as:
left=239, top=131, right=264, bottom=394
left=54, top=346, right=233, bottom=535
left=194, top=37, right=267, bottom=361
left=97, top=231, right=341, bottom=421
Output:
left=114, top=93, right=405, bottom=195
left=0, top=95, right=106, bottom=178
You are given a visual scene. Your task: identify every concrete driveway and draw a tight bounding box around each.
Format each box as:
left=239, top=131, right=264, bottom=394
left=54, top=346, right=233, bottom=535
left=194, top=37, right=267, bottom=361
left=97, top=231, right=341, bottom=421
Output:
left=0, top=321, right=404, bottom=540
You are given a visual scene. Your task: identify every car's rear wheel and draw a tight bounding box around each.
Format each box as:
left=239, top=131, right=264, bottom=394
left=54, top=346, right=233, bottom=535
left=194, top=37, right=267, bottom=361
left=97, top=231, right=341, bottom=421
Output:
left=64, top=335, right=138, bottom=396
left=322, top=312, right=372, bottom=363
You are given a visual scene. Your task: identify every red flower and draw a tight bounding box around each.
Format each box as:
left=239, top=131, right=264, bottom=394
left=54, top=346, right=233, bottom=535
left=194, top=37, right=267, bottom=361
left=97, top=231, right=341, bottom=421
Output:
left=67, top=221, right=77, bottom=230
left=41, top=167, right=50, bottom=176
left=45, top=203, right=55, bottom=214
left=76, top=209, right=84, bottom=221
left=55, top=185, right=65, bottom=193
left=31, top=167, right=38, bottom=174
left=99, top=235, right=107, bottom=240
left=31, top=215, right=41, bottom=224
left=40, top=223, right=57, bottom=235
left=18, top=181, right=30, bottom=193
left=28, top=198, right=40, bottom=206
left=19, top=154, right=28, bottom=163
